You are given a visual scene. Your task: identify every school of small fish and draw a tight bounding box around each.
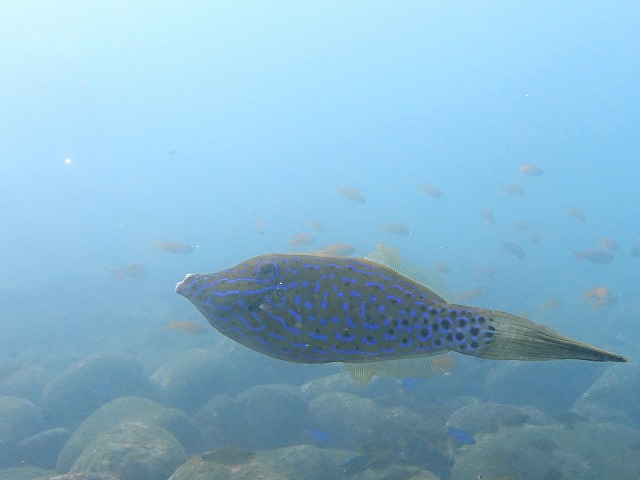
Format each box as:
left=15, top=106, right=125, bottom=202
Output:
left=128, top=161, right=633, bottom=371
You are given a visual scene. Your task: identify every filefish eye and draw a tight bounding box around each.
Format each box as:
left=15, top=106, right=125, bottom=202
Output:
left=254, top=261, right=278, bottom=281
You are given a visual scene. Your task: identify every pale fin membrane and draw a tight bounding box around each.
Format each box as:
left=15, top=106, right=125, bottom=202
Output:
left=344, top=353, right=455, bottom=386
left=364, top=244, right=452, bottom=302
left=477, top=309, right=627, bottom=362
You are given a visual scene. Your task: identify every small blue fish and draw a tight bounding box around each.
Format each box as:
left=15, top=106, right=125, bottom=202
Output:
left=401, top=378, right=421, bottom=390
left=307, top=429, right=330, bottom=444
left=447, top=426, right=475, bottom=445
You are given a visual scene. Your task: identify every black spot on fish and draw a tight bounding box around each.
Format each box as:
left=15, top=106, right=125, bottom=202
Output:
left=455, top=332, right=464, bottom=341
left=446, top=333, right=453, bottom=342
left=434, top=339, right=442, bottom=346
left=458, top=319, right=466, bottom=328
left=471, top=341, right=479, bottom=349
left=478, top=316, right=486, bottom=324
left=484, top=332, right=494, bottom=338
left=388, top=329, right=394, bottom=335
left=419, top=305, right=426, bottom=312
left=488, top=325, right=496, bottom=331
left=429, top=308, right=438, bottom=316
left=401, top=338, right=408, bottom=344
left=470, top=327, right=480, bottom=336
left=401, top=319, right=409, bottom=326
left=441, top=319, right=451, bottom=330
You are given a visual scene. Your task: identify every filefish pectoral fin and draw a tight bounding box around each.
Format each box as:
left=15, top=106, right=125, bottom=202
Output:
left=344, top=353, right=455, bottom=386
left=477, top=310, right=627, bottom=363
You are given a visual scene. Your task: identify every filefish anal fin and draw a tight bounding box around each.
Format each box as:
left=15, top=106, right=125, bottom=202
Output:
left=344, top=353, right=455, bottom=386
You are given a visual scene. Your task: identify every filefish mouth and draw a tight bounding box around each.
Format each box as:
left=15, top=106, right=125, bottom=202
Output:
left=175, top=274, right=196, bottom=297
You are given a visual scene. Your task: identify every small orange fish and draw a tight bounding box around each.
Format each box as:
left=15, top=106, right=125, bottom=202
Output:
left=474, top=266, right=497, bottom=277
left=338, top=186, right=366, bottom=204
left=433, top=262, right=450, bottom=274
left=519, top=163, right=544, bottom=177
left=599, top=237, right=618, bottom=251
left=513, top=221, right=529, bottom=232
left=381, top=223, right=411, bottom=236
left=567, top=208, right=587, bottom=221
left=317, top=242, right=355, bottom=256
left=530, top=231, right=540, bottom=244
left=499, top=184, right=526, bottom=195
left=165, top=320, right=208, bottom=335
left=540, top=298, right=563, bottom=311
left=583, top=287, right=616, bottom=308
left=456, top=287, right=487, bottom=302
left=114, top=262, right=147, bottom=281
left=289, top=233, right=315, bottom=247
left=573, top=248, right=613, bottom=264
left=309, top=220, right=326, bottom=233
left=480, top=207, right=496, bottom=225
left=154, top=242, right=194, bottom=254
left=254, top=218, right=266, bottom=236
left=419, top=184, right=443, bottom=198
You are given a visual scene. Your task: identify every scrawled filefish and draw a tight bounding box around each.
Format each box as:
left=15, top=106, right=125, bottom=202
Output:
left=176, top=245, right=626, bottom=384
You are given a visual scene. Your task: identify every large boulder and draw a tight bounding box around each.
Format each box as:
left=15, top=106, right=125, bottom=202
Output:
left=41, top=353, right=150, bottom=429
left=149, top=348, right=236, bottom=415
left=0, top=396, right=41, bottom=468
left=255, top=444, right=356, bottom=480
left=308, top=392, right=378, bottom=449
left=69, top=421, right=186, bottom=480
left=483, top=360, right=607, bottom=413
left=170, top=444, right=357, bottom=480
left=572, top=362, right=640, bottom=426
left=234, top=384, right=309, bottom=448
left=17, top=428, right=71, bottom=470
left=56, top=396, right=201, bottom=473
left=0, top=467, right=53, bottom=480
left=450, top=422, right=640, bottom=480
left=0, top=365, right=48, bottom=402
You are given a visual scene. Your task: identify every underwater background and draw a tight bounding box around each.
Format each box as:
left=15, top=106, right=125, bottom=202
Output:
left=1, top=2, right=639, bottom=479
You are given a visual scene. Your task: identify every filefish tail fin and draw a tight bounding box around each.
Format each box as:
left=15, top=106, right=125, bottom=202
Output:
left=477, top=311, right=627, bottom=363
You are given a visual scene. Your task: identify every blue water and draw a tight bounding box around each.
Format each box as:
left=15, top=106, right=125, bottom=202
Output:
left=1, top=2, right=639, bottom=479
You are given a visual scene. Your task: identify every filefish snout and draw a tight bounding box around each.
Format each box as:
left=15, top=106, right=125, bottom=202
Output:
left=174, top=258, right=290, bottom=358
left=176, top=274, right=197, bottom=297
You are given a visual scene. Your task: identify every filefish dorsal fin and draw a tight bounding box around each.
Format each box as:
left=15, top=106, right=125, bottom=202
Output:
left=364, top=244, right=452, bottom=302
left=344, top=353, right=455, bottom=386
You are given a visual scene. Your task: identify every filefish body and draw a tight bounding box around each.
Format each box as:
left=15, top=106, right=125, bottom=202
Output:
left=176, top=250, right=626, bottom=365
